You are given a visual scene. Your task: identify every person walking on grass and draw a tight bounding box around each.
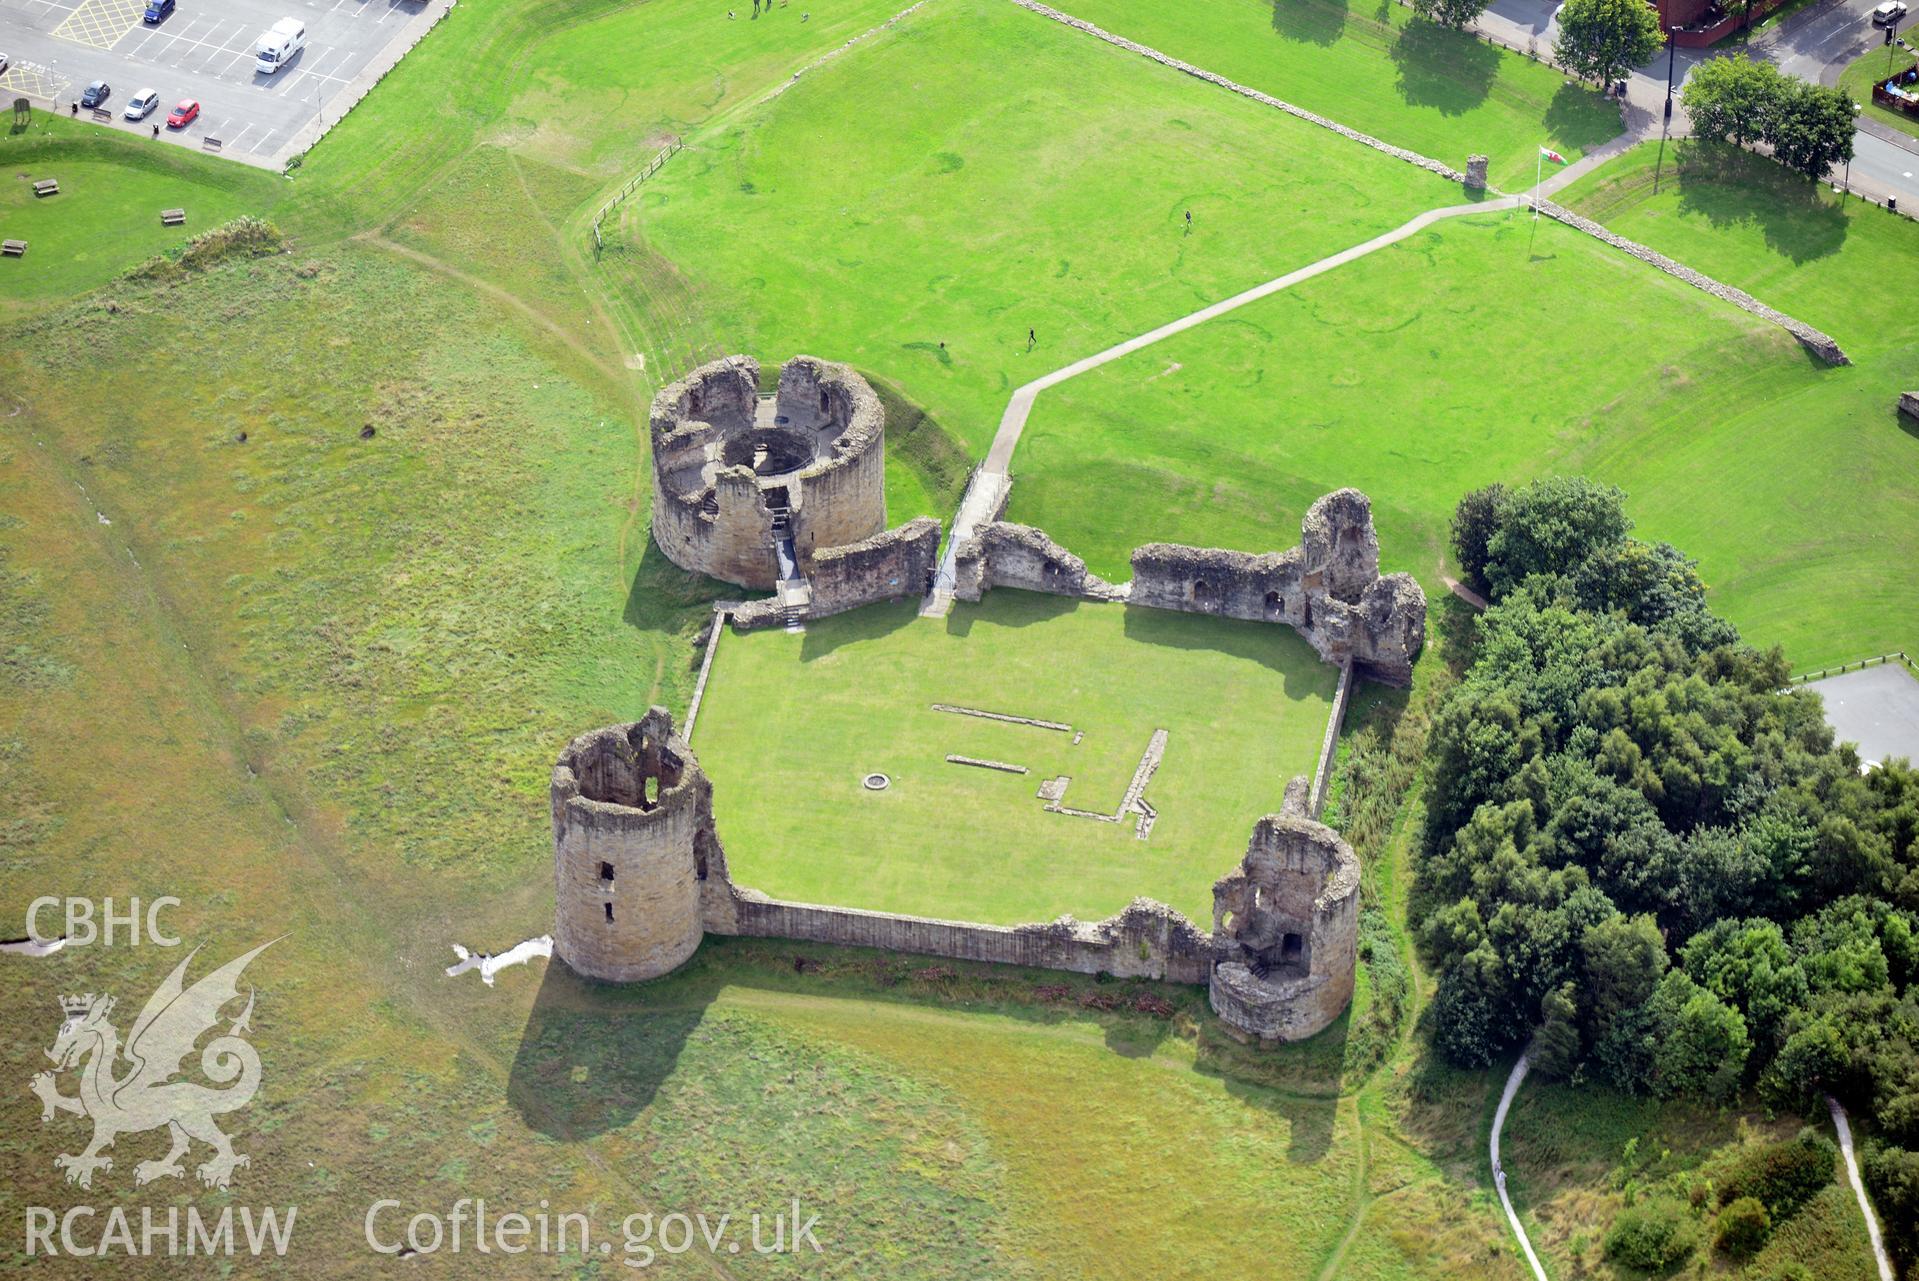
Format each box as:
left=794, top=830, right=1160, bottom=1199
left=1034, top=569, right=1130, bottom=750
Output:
left=1027, top=327, right=1035, bottom=352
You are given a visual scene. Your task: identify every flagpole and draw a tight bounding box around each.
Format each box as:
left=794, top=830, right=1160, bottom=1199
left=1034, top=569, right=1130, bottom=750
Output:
left=1534, top=148, right=1541, bottom=220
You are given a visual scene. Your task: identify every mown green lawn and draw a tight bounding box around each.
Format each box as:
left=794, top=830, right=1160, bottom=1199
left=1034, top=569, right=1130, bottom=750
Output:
left=1559, top=140, right=1919, bottom=664
left=0, top=120, right=284, bottom=314
left=633, top=0, right=1451, bottom=459
left=694, top=591, right=1338, bottom=924
left=1057, top=0, right=1622, bottom=189
left=1005, top=197, right=1914, bottom=668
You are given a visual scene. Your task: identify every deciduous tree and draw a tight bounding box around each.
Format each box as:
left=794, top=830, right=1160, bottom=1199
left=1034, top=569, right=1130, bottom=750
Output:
left=1554, top=0, right=1661, bottom=88
left=1410, top=0, right=1491, bottom=29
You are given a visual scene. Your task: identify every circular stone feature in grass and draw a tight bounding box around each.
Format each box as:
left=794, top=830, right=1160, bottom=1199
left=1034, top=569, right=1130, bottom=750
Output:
left=862, top=773, right=891, bottom=791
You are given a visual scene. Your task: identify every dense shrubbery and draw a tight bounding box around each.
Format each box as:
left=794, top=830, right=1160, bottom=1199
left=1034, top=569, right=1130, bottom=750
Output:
left=1603, top=1199, right=1697, bottom=1272
left=1417, top=476, right=1919, bottom=1265
left=1714, top=1195, right=1771, bottom=1259
left=128, top=216, right=284, bottom=282
left=1716, top=1133, right=1836, bottom=1221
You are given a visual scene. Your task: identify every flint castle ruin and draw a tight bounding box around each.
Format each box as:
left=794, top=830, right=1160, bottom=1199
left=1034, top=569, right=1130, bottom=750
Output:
left=548, top=355, right=1425, bottom=1043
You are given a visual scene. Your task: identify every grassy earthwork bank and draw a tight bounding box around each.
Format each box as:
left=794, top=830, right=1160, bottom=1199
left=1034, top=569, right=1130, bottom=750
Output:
left=693, top=591, right=1338, bottom=925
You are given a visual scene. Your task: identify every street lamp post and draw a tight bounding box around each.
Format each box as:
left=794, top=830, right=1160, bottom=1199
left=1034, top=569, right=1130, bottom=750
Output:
left=1664, top=29, right=1677, bottom=120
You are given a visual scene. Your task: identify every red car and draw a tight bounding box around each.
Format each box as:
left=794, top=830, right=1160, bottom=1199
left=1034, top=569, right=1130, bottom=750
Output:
left=165, top=99, right=199, bottom=129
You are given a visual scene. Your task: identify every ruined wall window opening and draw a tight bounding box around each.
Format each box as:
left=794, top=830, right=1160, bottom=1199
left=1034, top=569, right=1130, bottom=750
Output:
left=1281, top=933, right=1303, bottom=963
left=604, top=902, right=614, bottom=923
left=695, top=851, right=709, bottom=882
left=599, top=861, right=615, bottom=883
left=642, top=776, right=659, bottom=809
left=1193, top=579, right=1211, bottom=603
left=818, top=388, right=830, bottom=414
left=1265, top=590, right=1282, bottom=615
left=1042, top=558, right=1060, bottom=577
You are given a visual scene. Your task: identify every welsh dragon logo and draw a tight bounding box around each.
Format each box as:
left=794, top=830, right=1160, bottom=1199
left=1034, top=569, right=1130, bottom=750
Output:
left=31, top=942, right=273, bottom=1190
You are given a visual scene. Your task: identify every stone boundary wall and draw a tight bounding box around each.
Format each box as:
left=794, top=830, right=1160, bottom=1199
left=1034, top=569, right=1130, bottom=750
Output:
left=807, top=517, right=940, bottom=618
left=681, top=608, right=729, bottom=742
left=1009, top=0, right=1469, bottom=186
left=732, top=518, right=940, bottom=630
left=1307, top=661, right=1355, bottom=818
left=1538, top=200, right=1849, bottom=365
left=714, top=891, right=1218, bottom=984
left=952, top=521, right=1123, bottom=602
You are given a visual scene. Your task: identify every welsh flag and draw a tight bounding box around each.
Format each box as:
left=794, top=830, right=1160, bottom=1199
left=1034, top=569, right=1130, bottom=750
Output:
left=1540, top=146, right=1569, bottom=165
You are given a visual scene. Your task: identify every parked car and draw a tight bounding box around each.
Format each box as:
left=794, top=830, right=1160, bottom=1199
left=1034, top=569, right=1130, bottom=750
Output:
left=0, top=54, right=10, bottom=75
left=79, top=80, right=111, bottom=109
left=165, top=99, right=200, bottom=129
left=124, top=89, right=160, bottom=121
left=1873, top=1, right=1908, bottom=26
left=142, top=0, right=174, bottom=22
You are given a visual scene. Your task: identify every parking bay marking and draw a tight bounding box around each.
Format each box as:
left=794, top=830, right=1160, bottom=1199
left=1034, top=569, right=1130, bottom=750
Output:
left=0, top=61, right=73, bottom=103
left=49, top=0, right=145, bottom=50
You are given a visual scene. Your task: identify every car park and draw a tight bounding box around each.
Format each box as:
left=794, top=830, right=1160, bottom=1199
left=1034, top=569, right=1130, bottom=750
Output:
left=1873, top=1, right=1908, bottom=26
left=3, top=0, right=422, bottom=165
left=165, top=99, right=200, bottom=128
left=80, top=81, right=111, bottom=109
left=124, top=89, right=161, bottom=121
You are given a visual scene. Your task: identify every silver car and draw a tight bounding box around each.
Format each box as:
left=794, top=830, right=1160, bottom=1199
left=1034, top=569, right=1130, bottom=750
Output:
left=1873, top=0, right=1908, bottom=26
left=124, top=89, right=160, bottom=121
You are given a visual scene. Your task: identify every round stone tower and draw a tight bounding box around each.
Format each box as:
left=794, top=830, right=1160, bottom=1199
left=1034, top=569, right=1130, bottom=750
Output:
left=650, top=354, right=887, bottom=590
left=550, top=707, right=725, bottom=982
left=1208, top=814, right=1361, bottom=1043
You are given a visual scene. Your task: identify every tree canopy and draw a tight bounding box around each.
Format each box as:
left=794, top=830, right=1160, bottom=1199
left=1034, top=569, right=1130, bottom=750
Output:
left=1554, top=0, right=1662, bottom=88
left=1410, top=0, right=1492, bottom=29
left=1683, top=56, right=1855, bottom=178
left=1424, top=475, right=1919, bottom=1266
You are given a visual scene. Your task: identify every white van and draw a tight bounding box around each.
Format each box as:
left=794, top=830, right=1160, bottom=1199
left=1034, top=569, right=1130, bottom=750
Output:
left=254, top=17, right=305, bottom=74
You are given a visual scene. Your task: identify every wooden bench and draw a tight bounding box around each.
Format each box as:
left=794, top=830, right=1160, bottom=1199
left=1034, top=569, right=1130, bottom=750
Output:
left=2, top=240, right=27, bottom=257
left=160, top=208, right=186, bottom=226
left=90, top=107, right=110, bottom=123
left=32, top=179, right=58, bottom=197
left=201, top=137, right=222, bottom=152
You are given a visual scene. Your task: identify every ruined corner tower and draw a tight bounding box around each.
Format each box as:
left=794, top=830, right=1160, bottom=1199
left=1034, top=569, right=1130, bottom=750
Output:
left=1208, top=812, right=1361, bottom=1043
left=550, top=707, right=730, bottom=982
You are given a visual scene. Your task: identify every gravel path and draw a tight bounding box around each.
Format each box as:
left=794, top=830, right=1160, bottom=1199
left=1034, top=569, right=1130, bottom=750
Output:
left=919, top=194, right=1524, bottom=614
left=1491, top=1052, right=1550, bottom=1281
left=1828, top=1094, right=1898, bottom=1281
